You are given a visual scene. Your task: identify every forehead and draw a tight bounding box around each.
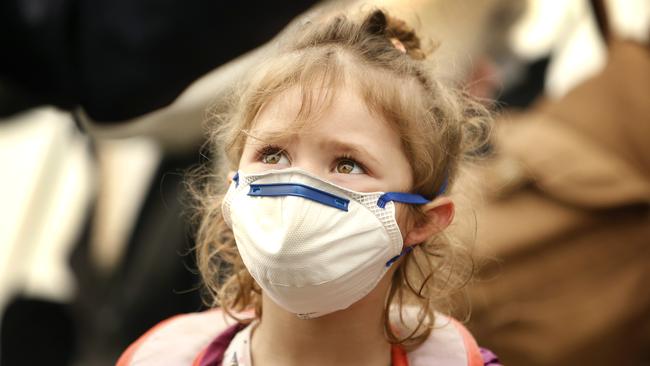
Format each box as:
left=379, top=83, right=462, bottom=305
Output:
left=250, top=86, right=401, bottom=148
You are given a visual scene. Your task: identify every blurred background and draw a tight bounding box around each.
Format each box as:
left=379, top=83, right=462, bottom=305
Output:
left=1, top=0, right=648, bottom=365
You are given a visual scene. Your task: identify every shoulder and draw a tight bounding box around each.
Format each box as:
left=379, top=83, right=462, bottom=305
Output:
left=407, top=313, right=484, bottom=366
left=116, top=309, right=250, bottom=366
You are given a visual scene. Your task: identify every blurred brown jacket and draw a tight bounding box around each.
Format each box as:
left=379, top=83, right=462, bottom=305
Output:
left=461, top=40, right=650, bottom=366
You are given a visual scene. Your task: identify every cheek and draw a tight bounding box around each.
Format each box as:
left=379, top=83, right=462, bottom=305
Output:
left=237, top=143, right=262, bottom=171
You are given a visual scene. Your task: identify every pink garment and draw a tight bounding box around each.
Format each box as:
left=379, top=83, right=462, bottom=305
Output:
left=117, top=309, right=491, bottom=366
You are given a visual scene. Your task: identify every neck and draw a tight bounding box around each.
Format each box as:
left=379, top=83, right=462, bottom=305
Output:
left=251, top=273, right=394, bottom=366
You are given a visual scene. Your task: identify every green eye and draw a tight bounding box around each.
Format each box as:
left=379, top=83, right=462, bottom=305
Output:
left=336, top=159, right=363, bottom=174
left=259, top=147, right=290, bottom=166
left=262, top=153, right=281, bottom=164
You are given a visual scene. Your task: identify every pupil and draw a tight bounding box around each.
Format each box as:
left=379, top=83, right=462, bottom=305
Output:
left=339, top=161, right=353, bottom=173
left=264, top=154, right=279, bottom=164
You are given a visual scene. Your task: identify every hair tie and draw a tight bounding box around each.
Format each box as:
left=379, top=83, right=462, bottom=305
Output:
left=389, top=37, right=407, bottom=53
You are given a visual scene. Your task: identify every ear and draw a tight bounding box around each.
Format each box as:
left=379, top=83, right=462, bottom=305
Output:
left=404, top=197, right=455, bottom=246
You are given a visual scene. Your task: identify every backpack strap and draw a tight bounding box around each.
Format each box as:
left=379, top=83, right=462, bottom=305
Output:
left=449, top=318, right=484, bottom=366
left=116, top=309, right=248, bottom=366
left=117, top=314, right=185, bottom=366
left=407, top=314, right=484, bottom=366
left=194, top=323, right=246, bottom=366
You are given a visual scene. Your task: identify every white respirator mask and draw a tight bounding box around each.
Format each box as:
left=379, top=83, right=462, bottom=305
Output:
left=222, top=168, right=432, bottom=319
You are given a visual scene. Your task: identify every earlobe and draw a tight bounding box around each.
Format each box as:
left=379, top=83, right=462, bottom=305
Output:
left=227, top=171, right=236, bottom=183
left=404, top=197, right=455, bottom=246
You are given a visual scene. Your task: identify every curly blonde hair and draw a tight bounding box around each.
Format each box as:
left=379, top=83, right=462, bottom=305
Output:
left=190, top=8, right=490, bottom=351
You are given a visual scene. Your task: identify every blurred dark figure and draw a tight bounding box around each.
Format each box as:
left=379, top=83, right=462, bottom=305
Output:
left=456, top=17, right=650, bottom=366
left=2, top=298, right=76, bottom=366
left=0, top=0, right=318, bottom=121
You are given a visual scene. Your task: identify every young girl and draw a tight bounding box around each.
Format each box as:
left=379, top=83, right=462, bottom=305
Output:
left=118, top=8, right=497, bottom=366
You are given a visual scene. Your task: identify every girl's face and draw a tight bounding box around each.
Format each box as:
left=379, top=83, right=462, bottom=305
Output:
left=238, top=87, right=413, bottom=196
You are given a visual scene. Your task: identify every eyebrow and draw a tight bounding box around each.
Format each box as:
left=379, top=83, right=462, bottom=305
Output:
left=243, top=129, right=294, bottom=146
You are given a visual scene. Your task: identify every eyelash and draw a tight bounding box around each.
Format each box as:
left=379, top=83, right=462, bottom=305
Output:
left=335, top=154, right=367, bottom=174
left=255, top=145, right=288, bottom=161
left=254, top=145, right=368, bottom=174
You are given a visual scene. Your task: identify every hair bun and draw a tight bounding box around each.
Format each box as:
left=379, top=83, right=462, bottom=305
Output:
left=361, top=9, right=426, bottom=60
left=361, top=9, right=388, bottom=35
left=384, top=13, right=426, bottom=60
